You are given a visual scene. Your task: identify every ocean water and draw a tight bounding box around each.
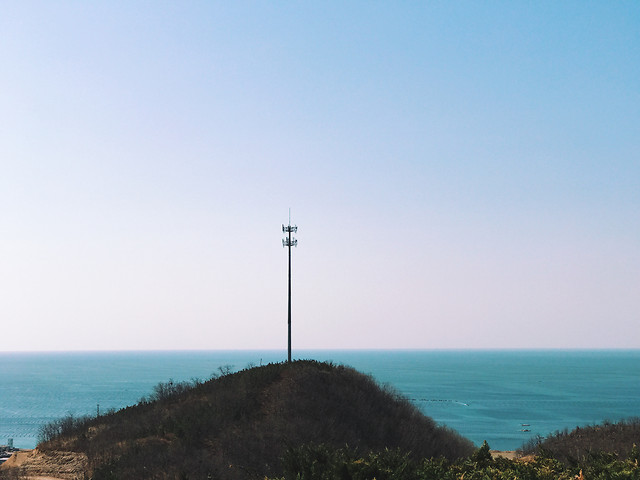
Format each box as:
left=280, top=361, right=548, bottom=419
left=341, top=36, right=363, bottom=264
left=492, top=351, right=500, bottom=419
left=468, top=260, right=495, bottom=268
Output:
left=1, top=350, right=638, bottom=451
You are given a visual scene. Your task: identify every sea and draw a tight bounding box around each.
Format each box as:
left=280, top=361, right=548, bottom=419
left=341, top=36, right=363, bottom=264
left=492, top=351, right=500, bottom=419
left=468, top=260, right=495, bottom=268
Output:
left=1, top=350, right=639, bottom=451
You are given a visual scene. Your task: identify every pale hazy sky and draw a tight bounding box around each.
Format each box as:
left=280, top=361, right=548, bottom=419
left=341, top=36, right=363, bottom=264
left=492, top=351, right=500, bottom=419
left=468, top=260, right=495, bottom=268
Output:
left=1, top=2, right=638, bottom=351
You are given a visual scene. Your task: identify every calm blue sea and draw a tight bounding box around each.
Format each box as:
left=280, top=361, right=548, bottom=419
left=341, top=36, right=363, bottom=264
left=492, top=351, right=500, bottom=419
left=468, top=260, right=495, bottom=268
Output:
left=1, top=350, right=639, bottom=451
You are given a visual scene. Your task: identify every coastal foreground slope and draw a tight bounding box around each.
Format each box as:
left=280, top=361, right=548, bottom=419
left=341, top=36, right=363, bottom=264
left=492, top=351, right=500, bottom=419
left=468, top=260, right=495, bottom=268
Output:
left=3, top=361, right=473, bottom=479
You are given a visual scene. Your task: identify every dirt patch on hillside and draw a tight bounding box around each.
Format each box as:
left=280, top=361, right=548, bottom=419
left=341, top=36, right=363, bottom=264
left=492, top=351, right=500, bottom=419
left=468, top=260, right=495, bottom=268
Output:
left=0, top=450, right=87, bottom=480
left=491, top=450, right=536, bottom=462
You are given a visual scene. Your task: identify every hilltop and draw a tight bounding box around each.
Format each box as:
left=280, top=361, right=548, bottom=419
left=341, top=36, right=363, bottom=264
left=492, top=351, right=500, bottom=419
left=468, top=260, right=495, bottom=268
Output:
left=8, top=360, right=474, bottom=479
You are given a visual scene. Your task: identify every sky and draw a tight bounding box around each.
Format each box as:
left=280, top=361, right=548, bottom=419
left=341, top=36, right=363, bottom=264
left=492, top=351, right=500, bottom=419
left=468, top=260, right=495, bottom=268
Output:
left=1, top=2, right=638, bottom=351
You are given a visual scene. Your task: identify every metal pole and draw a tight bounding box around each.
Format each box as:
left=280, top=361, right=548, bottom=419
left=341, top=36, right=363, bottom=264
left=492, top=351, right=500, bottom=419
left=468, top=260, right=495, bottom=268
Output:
left=288, top=227, right=292, bottom=363
left=282, top=214, right=297, bottom=363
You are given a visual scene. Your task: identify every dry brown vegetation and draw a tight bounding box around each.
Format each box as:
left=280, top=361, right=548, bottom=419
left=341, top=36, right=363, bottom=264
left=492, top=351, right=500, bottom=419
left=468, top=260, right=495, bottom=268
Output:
left=520, top=418, right=640, bottom=465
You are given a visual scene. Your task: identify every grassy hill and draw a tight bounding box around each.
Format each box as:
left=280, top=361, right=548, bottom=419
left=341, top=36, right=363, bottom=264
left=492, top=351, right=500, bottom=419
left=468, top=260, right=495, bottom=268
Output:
left=29, top=360, right=475, bottom=479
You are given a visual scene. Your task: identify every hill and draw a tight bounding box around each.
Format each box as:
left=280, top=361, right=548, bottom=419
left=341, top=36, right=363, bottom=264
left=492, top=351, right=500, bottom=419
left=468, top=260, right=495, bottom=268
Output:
left=10, top=360, right=475, bottom=479
left=520, top=418, right=640, bottom=464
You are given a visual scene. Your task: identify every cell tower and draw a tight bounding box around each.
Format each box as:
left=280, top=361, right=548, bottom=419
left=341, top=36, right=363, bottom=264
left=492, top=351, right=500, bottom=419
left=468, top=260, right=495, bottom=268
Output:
left=282, top=210, right=298, bottom=363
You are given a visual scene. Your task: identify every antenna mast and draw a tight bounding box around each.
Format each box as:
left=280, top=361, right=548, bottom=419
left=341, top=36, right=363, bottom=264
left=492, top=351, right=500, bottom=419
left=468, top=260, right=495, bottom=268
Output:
left=282, top=210, right=298, bottom=363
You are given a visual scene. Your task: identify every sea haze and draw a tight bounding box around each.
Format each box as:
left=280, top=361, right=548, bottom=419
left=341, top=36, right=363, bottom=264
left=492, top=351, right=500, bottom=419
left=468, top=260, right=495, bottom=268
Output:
left=1, top=349, right=638, bottom=450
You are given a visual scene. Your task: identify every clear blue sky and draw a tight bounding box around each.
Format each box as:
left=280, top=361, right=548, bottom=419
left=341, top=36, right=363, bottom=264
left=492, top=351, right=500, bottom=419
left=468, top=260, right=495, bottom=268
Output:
left=1, top=2, right=638, bottom=351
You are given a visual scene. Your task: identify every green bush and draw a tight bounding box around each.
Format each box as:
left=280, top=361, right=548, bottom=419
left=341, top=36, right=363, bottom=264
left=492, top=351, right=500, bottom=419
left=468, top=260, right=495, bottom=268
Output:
left=282, top=444, right=420, bottom=480
left=275, top=442, right=640, bottom=480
